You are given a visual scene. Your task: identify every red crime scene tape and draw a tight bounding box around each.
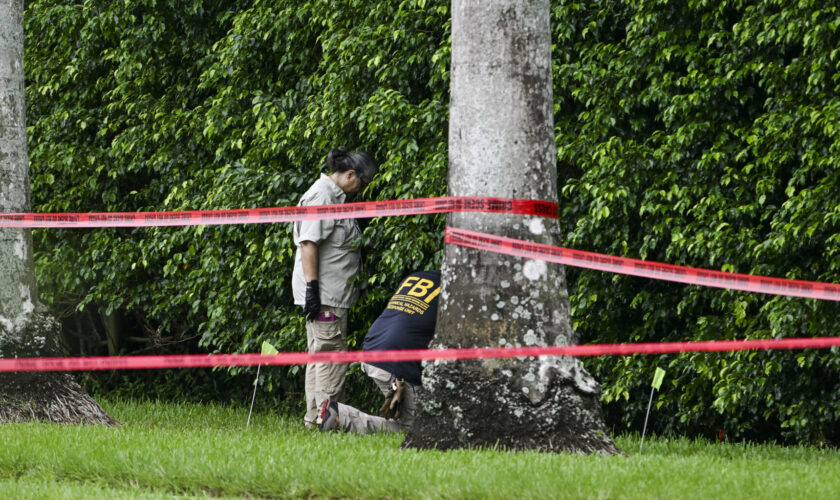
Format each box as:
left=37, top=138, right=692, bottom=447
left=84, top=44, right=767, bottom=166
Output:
left=0, top=196, right=558, bottom=228
left=3, top=197, right=840, bottom=373
left=445, top=227, right=840, bottom=302
left=1, top=337, right=839, bottom=373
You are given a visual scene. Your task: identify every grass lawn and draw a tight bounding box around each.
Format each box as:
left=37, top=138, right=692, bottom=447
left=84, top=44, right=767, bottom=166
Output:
left=1, top=399, right=838, bottom=499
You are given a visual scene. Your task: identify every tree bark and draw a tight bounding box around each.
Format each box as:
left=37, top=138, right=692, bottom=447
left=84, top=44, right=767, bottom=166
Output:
left=403, top=0, right=618, bottom=454
left=0, top=0, right=116, bottom=425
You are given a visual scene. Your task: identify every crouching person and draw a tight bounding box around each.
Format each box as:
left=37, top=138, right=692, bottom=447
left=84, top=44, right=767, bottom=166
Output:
left=318, top=270, right=440, bottom=434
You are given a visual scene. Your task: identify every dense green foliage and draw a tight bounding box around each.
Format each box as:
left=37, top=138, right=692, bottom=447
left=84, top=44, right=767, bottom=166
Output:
left=3, top=399, right=840, bottom=498
left=554, top=1, right=840, bottom=444
left=25, top=0, right=449, bottom=406
left=23, top=1, right=840, bottom=443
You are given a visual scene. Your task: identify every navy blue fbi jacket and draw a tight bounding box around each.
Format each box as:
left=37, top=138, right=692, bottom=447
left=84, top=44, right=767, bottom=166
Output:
left=362, top=270, right=441, bottom=386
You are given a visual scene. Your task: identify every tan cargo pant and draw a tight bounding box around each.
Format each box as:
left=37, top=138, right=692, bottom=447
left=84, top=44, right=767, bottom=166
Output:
left=303, top=305, right=348, bottom=426
left=333, top=363, right=418, bottom=434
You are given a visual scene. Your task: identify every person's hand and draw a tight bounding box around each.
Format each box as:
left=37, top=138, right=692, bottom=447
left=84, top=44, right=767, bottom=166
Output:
left=378, top=378, right=405, bottom=419
left=304, top=280, right=321, bottom=321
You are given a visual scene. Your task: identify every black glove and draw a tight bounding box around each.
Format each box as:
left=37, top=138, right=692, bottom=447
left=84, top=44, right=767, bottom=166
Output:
left=304, top=280, right=321, bottom=322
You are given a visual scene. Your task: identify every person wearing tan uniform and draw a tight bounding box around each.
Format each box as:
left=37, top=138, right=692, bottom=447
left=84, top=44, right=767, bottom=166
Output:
left=292, top=147, right=378, bottom=428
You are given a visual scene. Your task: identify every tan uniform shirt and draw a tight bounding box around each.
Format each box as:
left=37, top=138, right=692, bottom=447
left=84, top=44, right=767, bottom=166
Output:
left=292, top=174, right=362, bottom=308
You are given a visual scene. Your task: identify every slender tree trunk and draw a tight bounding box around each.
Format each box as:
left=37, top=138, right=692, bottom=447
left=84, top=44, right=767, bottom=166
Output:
left=403, top=0, right=617, bottom=453
left=0, top=0, right=116, bottom=425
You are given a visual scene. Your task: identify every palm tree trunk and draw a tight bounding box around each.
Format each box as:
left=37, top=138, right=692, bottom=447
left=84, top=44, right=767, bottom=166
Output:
left=0, top=0, right=116, bottom=425
left=403, top=0, right=617, bottom=454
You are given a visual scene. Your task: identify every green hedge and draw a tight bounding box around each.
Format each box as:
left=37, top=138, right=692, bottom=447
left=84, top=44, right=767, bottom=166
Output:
left=24, top=1, right=840, bottom=443
left=25, top=0, right=450, bottom=408
left=554, top=1, right=840, bottom=444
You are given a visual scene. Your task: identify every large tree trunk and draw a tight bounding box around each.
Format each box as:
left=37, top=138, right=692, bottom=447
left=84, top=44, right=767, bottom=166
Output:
left=0, top=0, right=116, bottom=425
left=403, top=0, right=617, bottom=453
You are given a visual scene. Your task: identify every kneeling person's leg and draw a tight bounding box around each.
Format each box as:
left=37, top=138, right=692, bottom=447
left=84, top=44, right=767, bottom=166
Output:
left=321, top=401, right=401, bottom=434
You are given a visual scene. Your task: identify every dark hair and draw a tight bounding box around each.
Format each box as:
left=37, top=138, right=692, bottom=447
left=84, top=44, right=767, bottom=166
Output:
left=326, top=147, right=379, bottom=181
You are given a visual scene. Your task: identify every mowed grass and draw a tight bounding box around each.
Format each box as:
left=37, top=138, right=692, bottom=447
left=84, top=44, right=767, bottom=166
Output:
left=1, top=399, right=838, bottom=499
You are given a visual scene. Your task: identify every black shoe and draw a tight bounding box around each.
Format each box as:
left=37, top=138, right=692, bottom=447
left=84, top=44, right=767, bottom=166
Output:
left=318, top=400, right=339, bottom=431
